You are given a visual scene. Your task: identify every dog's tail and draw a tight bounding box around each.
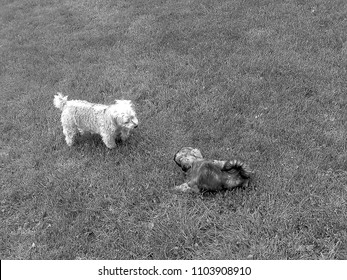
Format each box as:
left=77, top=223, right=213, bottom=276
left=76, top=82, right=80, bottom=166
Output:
left=221, top=159, right=252, bottom=179
left=53, top=92, right=68, bottom=111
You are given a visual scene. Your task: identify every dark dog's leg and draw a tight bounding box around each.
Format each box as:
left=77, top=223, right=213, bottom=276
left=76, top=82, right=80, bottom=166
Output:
left=173, top=178, right=200, bottom=193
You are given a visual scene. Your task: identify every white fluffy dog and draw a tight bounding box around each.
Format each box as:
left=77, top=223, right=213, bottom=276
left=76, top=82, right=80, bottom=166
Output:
left=53, top=92, right=138, bottom=149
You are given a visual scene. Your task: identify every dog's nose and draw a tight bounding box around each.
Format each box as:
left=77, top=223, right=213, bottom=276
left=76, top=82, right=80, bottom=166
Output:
left=134, top=124, right=138, bottom=128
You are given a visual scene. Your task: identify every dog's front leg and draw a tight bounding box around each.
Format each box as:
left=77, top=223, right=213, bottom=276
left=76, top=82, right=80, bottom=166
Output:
left=101, top=133, right=116, bottom=149
left=173, top=181, right=200, bottom=193
left=173, top=182, right=191, bottom=192
left=120, top=129, right=130, bottom=141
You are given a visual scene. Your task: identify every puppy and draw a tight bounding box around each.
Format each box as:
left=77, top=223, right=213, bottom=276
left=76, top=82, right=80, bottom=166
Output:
left=173, top=147, right=252, bottom=193
left=53, top=92, right=138, bottom=148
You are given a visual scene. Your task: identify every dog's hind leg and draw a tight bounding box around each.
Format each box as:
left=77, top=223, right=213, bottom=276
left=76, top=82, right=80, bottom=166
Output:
left=61, top=111, right=78, bottom=146
left=63, top=126, right=76, bottom=146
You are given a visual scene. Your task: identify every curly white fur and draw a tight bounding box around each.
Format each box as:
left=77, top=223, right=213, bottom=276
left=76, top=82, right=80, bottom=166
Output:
left=53, top=92, right=138, bottom=149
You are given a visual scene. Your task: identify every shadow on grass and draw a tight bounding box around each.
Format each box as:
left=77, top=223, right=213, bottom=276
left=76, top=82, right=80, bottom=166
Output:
left=71, top=131, right=142, bottom=151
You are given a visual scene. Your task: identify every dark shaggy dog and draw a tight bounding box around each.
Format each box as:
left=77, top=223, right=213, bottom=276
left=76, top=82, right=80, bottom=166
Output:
left=173, top=147, right=252, bottom=193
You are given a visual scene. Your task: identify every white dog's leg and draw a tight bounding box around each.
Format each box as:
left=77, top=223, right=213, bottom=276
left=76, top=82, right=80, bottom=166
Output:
left=120, top=129, right=130, bottom=141
left=61, top=111, right=78, bottom=146
left=101, top=133, right=116, bottom=149
left=63, top=126, right=76, bottom=146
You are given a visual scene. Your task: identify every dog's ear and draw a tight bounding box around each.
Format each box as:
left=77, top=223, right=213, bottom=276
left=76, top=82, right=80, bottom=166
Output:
left=191, top=148, right=203, bottom=159
left=173, top=150, right=182, bottom=167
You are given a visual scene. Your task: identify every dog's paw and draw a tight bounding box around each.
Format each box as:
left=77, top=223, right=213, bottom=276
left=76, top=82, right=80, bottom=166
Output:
left=173, top=183, right=191, bottom=192
left=173, top=183, right=200, bottom=193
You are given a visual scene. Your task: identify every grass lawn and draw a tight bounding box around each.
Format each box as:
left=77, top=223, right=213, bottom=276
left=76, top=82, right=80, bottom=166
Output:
left=1, top=0, right=346, bottom=259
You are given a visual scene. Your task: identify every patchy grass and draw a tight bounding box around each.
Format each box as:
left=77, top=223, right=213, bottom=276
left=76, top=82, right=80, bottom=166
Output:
left=1, top=0, right=346, bottom=259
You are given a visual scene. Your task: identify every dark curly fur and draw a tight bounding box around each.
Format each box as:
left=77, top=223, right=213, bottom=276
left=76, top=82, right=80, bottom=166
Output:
left=173, top=147, right=253, bottom=193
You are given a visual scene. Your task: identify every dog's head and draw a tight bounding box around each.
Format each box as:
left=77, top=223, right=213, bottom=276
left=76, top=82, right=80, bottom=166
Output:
left=174, top=147, right=203, bottom=172
left=111, top=100, right=138, bottom=129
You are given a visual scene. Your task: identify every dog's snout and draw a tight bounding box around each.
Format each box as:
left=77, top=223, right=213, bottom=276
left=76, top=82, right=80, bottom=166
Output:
left=134, top=124, right=138, bottom=128
left=182, top=164, right=190, bottom=172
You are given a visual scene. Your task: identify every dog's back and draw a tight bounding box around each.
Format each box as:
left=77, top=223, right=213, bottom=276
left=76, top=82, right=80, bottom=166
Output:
left=190, top=160, right=225, bottom=192
left=54, top=92, right=108, bottom=111
left=65, top=100, right=107, bottom=112
left=189, top=159, right=252, bottom=192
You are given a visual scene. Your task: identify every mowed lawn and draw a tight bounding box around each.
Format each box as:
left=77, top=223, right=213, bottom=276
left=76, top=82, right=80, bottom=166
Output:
left=1, top=0, right=346, bottom=259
